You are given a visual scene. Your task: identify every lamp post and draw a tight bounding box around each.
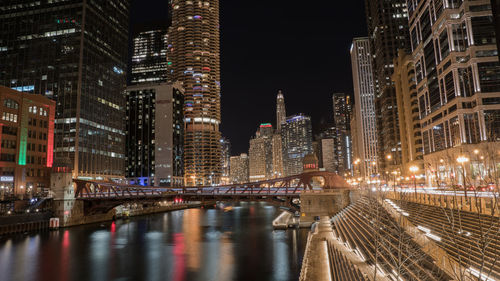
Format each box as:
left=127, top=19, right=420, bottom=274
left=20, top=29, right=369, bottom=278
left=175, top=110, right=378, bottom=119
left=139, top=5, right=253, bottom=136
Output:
left=391, top=170, right=398, bottom=192
left=19, top=185, right=24, bottom=200
left=0, top=185, right=4, bottom=201
left=409, top=165, right=419, bottom=197
left=457, top=156, right=470, bottom=199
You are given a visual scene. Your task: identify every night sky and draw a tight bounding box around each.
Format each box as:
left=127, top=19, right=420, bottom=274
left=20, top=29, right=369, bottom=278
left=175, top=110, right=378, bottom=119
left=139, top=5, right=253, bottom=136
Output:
left=130, top=0, right=367, bottom=155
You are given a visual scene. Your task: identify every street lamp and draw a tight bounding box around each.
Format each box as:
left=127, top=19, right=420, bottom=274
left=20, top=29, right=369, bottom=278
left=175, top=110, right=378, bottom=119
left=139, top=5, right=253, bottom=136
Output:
left=409, top=165, right=419, bottom=197
left=457, top=156, right=470, bottom=199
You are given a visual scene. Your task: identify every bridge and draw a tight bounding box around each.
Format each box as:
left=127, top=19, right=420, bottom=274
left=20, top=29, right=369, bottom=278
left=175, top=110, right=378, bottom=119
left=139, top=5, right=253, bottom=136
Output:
left=72, top=171, right=350, bottom=215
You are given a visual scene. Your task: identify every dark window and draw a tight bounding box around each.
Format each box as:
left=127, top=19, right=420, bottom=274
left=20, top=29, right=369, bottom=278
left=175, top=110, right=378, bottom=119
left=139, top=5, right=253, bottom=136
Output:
left=432, top=123, right=446, bottom=152
left=478, top=62, right=500, bottom=92
left=458, top=67, right=474, bottom=97
left=484, top=110, right=500, bottom=141
left=483, top=97, right=500, bottom=105
left=463, top=113, right=480, bottom=144
left=439, top=29, right=450, bottom=61
left=471, top=16, right=496, bottom=46
left=445, top=72, right=455, bottom=102
left=449, top=116, right=461, bottom=147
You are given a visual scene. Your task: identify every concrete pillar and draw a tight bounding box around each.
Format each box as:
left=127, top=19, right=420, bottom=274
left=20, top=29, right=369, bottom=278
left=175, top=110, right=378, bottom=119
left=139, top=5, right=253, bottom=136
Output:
left=300, top=189, right=352, bottom=224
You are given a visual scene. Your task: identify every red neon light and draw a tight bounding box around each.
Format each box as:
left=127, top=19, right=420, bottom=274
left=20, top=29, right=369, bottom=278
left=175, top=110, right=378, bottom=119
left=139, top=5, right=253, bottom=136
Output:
left=46, top=104, right=55, bottom=167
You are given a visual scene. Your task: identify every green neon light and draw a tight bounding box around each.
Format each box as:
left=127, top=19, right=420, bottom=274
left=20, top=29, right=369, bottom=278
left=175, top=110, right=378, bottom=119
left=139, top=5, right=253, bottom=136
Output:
left=18, top=100, right=29, bottom=165
left=18, top=126, right=27, bottom=165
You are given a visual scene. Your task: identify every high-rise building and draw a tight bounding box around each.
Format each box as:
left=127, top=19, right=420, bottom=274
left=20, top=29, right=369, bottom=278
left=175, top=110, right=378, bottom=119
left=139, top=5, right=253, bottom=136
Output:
left=258, top=123, right=273, bottom=137
left=350, top=106, right=361, bottom=178
left=408, top=0, right=500, bottom=186
left=393, top=50, right=424, bottom=179
left=282, top=114, right=313, bottom=176
left=130, top=30, right=168, bottom=85
left=276, top=90, right=286, bottom=132
left=271, top=133, right=284, bottom=178
left=249, top=124, right=273, bottom=181
left=229, top=153, right=248, bottom=184
left=492, top=0, right=500, bottom=60
left=321, top=138, right=336, bottom=173
left=332, top=93, right=353, bottom=175
left=365, top=0, right=410, bottom=174
left=350, top=38, right=378, bottom=178
left=0, top=1, right=130, bottom=179
left=167, top=0, right=222, bottom=186
left=125, top=83, right=184, bottom=186
left=220, top=137, right=231, bottom=184
left=315, top=126, right=337, bottom=172
left=0, top=86, right=56, bottom=196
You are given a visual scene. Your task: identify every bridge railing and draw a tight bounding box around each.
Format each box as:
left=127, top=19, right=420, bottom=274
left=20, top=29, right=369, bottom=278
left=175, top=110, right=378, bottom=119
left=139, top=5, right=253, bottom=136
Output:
left=74, top=182, right=305, bottom=199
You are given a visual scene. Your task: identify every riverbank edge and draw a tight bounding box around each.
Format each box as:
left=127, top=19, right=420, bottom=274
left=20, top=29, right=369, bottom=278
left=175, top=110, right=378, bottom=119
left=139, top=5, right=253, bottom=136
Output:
left=0, top=201, right=216, bottom=236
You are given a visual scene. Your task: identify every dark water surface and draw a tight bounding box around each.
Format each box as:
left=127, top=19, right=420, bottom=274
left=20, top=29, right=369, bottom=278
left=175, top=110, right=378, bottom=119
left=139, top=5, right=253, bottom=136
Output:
left=0, top=202, right=309, bottom=281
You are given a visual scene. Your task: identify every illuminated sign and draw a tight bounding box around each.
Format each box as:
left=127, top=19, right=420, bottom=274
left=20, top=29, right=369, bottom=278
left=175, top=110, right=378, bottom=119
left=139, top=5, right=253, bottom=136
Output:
left=0, top=176, right=14, bottom=182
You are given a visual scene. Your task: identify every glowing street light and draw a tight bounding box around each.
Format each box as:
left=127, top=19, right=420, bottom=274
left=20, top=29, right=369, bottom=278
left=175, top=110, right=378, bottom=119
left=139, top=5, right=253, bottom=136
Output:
left=409, top=165, right=419, bottom=196
left=456, top=156, right=470, bottom=198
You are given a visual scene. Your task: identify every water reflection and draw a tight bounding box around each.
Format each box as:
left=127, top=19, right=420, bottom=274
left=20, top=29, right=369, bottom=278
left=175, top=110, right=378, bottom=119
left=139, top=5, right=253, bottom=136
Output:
left=0, top=203, right=308, bottom=281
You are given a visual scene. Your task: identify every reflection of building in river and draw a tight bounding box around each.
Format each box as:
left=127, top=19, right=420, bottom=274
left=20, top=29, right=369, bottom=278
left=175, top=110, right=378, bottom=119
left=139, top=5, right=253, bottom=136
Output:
left=182, top=208, right=202, bottom=270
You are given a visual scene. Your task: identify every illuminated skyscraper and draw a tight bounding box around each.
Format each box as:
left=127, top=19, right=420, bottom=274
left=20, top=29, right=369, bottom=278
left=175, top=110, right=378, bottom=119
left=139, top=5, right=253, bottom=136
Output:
left=230, top=153, right=248, bottom=184
left=0, top=1, right=130, bottom=179
left=125, top=82, right=184, bottom=187
left=365, top=0, right=410, bottom=174
left=282, top=114, right=313, bottom=176
left=249, top=124, right=273, bottom=181
left=167, top=0, right=222, bottom=186
left=332, top=93, right=353, bottom=174
left=130, top=30, right=168, bottom=85
left=276, top=90, right=286, bottom=132
left=408, top=0, right=500, bottom=186
left=220, top=137, right=231, bottom=184
left=351, top=38, right=378, bottom=178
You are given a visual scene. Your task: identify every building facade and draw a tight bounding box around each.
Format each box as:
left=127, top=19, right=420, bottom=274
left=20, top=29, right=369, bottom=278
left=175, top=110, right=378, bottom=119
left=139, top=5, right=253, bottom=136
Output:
left=0, top=1, right=130, bottom=179
left=167, top=0, right=222, bottom=186
left=393, top=50, right=424, bottom=180
left=492, top=0, right=500, bottom=61
left=130, top=30, right=168, bottom=85
left=276, top=90, right=286, bottom=132
left=249, top=124, right=273, bottom=181
left=350, top=106, right=361, bottom=178
left=351, top=38, right=379, bottom=179
left=365, top=0, right=410, bottom=174
left=271, top=133, right=284, bottom=178
left=229, top=153, right=248, bottom=184
left=332, top=93, right=353, bottom=175
left=282, top=114, right=313, bottom=176
left=220, top=137, right=231, bottom=184
left=0, top=0, right=130, bottom=179
left=0, top=86, right=56, bottom=197
left=408, top=0, right=500, bottom=186
left=321, top=138, right=336, bottom=173
left=125, top=83, right=184, bottom=186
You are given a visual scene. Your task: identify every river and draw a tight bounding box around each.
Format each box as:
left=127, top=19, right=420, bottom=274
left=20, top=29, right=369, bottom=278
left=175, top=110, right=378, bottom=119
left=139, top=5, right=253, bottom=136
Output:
left=0, top=202, right=309, bottom=281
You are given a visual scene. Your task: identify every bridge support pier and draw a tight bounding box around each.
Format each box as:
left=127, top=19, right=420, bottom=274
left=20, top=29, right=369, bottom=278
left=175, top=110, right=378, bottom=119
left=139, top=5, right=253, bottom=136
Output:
left=299, top=189, right=353, bottom=226
left=50, top=168, right=115, bottom=226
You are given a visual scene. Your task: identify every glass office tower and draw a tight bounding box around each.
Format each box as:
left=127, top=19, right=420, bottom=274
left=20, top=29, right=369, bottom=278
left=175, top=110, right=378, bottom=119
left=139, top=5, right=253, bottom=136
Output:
left=0, top=1, right=130, bottom=179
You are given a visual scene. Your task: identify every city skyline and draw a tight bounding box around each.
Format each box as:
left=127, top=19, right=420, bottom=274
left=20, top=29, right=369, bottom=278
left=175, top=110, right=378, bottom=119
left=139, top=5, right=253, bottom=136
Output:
left=130, top=0, right=367, bottom=155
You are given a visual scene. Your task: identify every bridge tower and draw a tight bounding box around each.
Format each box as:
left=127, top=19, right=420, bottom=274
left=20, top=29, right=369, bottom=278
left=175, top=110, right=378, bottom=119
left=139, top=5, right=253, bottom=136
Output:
left=51, top=158, right=83, bottom=226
